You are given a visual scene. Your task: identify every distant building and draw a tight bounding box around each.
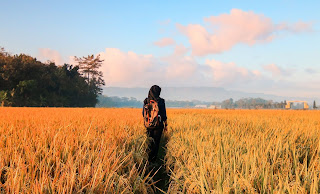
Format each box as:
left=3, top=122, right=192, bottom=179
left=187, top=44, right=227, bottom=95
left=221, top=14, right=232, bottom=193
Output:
left=195, top=105, right=207, bottom=108
left=208, top=105, right=221, bottom=109
left=285, top=100, right=309, bottom=110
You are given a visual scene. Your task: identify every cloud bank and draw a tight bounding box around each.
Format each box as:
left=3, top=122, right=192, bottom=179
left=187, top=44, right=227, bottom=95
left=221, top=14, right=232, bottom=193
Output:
left=177, top=9, right=312, bottom=56
left=97, top=47, right=262, bottom=88
left=36, top=8, right=317, bottom=97
left=95, top=47, right=319, bottom=97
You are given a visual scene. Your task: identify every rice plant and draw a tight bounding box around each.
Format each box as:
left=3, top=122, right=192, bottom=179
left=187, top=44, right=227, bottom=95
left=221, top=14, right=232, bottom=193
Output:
left=165, top=109, right=320, bottom=193
left=0, top=108, right=154, bottom=193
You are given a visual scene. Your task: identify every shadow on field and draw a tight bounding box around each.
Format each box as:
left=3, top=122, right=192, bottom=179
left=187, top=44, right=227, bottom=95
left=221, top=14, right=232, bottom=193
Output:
left=148, top=131, right=170, bottom=194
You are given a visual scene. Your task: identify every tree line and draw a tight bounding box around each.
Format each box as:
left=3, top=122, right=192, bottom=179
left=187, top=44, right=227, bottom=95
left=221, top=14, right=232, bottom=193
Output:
left=96, top=96, right=143, bottom=108
left=221, top=98, right=285, bottom=109
left=93, top=95, right=319, bottom=109
left=96, top=95, right=212, bottom=108
left=0, top=47, right=104, bottom=107
left=221, top=98, right=318, bottom=109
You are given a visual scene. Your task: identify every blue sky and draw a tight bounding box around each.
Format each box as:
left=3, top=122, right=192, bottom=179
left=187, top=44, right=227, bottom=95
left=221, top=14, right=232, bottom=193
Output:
left=1, top=0, right=320, bottom=98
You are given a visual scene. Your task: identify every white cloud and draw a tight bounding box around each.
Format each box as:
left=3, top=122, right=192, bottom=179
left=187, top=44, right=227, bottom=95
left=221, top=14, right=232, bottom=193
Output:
left=174, top=44, right=189, bottom=56
left=277, top=21, right=313, bottom=33
left=98, top=48, right=161, bottom=87
left=205, top=59, right=262, bottom=86
left=68, top=46, right=320, bottom=98
left=96, top=47, right=263, bottom=88
left=263, top=63, right=293, bottom=77
left=153, top=37, right=175, bottom=47
left=38, top=48, right=64, bottom=65
left=177, top=9, right=313, bottom=56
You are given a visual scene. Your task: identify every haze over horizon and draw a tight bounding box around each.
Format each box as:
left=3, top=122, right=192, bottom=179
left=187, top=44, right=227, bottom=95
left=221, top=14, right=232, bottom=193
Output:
left=102, top=86, right=320, bottom=103
left=1, top=1, right=319, bottom=98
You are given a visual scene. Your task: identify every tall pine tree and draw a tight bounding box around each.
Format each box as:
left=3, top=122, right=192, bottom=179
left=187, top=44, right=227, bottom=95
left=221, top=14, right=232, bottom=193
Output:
left=74, top=54, right=105, bottom=95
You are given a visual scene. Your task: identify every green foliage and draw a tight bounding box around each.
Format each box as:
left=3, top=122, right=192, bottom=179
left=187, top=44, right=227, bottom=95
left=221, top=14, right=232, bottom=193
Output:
left=96, top=96, right=211, bottom=108
left=221, top=98, right=287, bottom=109
left=0, top=47, right=103, bottom=107
left=96, top=95, right=143, bottom=107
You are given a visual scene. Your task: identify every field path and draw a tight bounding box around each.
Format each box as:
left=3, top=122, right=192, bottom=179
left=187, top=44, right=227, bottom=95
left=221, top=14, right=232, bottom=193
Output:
left=148, top=131, right=170, bottom=193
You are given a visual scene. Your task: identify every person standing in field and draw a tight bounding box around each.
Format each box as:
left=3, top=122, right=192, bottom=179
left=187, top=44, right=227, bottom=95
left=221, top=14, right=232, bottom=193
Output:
left=143, top=85, right=168, bottom=162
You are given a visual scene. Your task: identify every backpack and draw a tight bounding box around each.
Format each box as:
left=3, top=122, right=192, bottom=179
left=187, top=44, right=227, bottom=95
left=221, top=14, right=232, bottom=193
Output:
left=143, top=99, right=161, bottom=128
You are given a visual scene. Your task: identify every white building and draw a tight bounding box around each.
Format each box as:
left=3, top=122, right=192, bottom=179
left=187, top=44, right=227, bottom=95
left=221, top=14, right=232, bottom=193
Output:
left=195, top=105, right=207, bottom=108
left=208, top=105, right=221, bottom=109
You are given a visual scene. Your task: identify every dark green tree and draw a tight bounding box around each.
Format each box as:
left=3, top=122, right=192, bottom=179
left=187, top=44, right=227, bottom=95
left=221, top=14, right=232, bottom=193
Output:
left=0, top=47, right=102, bottom=107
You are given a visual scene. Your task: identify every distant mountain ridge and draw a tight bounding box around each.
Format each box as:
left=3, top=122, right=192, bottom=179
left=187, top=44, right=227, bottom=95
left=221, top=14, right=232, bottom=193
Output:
left=102, top=87, right=319, bottom=104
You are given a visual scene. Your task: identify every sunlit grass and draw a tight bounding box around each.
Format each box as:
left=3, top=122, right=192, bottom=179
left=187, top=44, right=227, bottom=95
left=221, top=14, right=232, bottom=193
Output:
left=0, top=108, right=154, bottom=193
left=165, top=109, right=320, bottom=193
left=1, top=108, right=319, bottom=193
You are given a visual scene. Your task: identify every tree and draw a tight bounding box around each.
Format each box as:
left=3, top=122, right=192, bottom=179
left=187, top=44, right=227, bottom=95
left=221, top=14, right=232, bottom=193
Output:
left=74, top=54, right=106, bottom=106
left=0, top=47, right=102, bottom=107
left=0, top=47, right=9, bottom=57
left=313, top=100, right=317, bottom=109
left=74, top=54, right=105, bottom=91
left=222, top=98, right=234, bottom=109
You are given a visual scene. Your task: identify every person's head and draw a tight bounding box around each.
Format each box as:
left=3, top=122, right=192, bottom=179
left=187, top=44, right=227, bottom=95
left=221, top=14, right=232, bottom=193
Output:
left=148, top=85, right=161, bottom=100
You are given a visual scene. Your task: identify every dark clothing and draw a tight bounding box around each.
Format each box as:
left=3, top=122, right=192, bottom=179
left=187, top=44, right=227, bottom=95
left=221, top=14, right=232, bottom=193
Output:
left=143, top=85, right=167, bottom=162
left=146, top=127, right=163, bottom=162
left=148, top=85, right=161, bottom=101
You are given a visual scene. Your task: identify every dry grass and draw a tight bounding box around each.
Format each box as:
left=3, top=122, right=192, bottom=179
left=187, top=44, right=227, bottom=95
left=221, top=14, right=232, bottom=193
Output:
left=1, top=108, right=320, bottom=193
left=0, top=108, right=154, bottom=193
left=165, top=109, right=320, bottom=193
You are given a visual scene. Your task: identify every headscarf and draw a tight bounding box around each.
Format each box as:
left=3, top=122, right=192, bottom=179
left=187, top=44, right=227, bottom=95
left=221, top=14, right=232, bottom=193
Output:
left=148, top=85, right=161, bottom=101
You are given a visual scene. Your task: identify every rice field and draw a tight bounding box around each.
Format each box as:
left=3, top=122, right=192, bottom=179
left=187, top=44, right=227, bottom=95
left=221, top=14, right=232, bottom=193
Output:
left=1, top=108, right=320, bottom=193
left=0, top=108, right=153, bottom=193
left=165, top=109, right=320, bottom=193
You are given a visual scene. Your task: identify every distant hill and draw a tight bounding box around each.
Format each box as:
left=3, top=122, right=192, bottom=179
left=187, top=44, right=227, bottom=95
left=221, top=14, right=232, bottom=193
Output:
left=102, top=87, right=319, bottom=104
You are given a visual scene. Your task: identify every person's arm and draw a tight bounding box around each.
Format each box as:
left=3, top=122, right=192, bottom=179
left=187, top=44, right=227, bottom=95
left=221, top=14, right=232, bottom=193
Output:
left=162, top=99, right=168, bottom=131
left=164, top=120, right=168, bottom=131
